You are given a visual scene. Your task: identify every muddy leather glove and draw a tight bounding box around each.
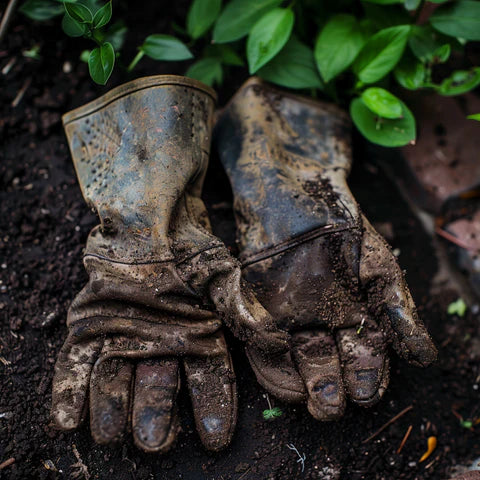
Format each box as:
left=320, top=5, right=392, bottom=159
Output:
left=214, top=78, right=437, bottom=420
left=51, top=76, right=287, bottom=453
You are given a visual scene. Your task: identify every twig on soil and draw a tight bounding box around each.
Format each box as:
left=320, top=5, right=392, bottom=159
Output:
left=0, top=457, right=15, bottom=470
left=362, top=405, right=413, bottom=444
left=0, top=0, right=20, bottom=46
left=237, top=467, right=252, bottom=480
left=286, top=443, right=306, bottom=472
left=71, top=444, right=90, bottom=480
left=435, top=227, right=477, bottom=251
left=424, top=453, right=441, bottom=470
left=11, top=77, right=31, bottom=108
left=1, top=56, right=16, bottom=75
left=397, top=425, right=413, bottom=454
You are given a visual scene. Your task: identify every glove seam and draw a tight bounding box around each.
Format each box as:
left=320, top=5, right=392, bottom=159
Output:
left=83, top=244, right=224, bottom=267
left=241, top=224, right=358, bottom=268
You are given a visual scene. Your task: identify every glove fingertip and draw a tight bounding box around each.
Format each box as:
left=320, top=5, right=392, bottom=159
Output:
left=395, top=334, right=438, bottom=368
left=51, top=404, right=83, bottom=431
left=252, top=329, right=290, bottom=355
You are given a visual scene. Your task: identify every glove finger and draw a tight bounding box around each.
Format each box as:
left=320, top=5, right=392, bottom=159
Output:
left=336, top=321, right=389, bottom=406
left=209, top=267, right=289, bottom=354
left=51, top=338, right=103, bottom=430
left=245, top=347, right=306, bottom=403
left=183, top=332, right=237, bottom=452
left=292, top=330, right=346, bottom=421
left=89, top=357, right=133, bottom=445
left=132, top=358, right=180, bottom=453
left=359, top=217, right=437, bottom=367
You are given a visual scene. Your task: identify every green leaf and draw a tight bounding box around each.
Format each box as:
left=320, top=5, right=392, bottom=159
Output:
left=213, top=0, right=282, bottom=43
left=393, top=54, right=426, bottom=90
left=62, top=12, right=87, bottom=36
left=140, top=35, right=193, bottom=61
left=259, top=36, right=323, bottom=89
left=263, top=407, right=283, bottom=420
left=430, top=0, right=480, bottom=41
left=247, top=8, right=294, bottom=74
left=436, top=68, right=480, bottom=96
left=65, top=2, right=93, bottom=24
left=467, top=114, right=480, bottom=122
left=361, top=87, right=403, bottom=119
left=216, top=44, right=244, bottom=66
left=408, top=25, right=451, bottom=63
left=104, top=21, right=128, bottom=50
left=362, top=0, right=403, bottom=3
left=433, top=43, right=451, bottom=63
left=353, top=25, right=410, bottom=83
left=80, top=49, right=91, bottom=62
left=185, top=58, right=223, bottom=86
left=88, top=42, right=115, bottom=85
left=187, top=0, right=222, bottom=39
left=460, top=419, right=473, bottom=429
left=203, top=44, right=244, bottom=66
left=19, top=0, right=64, bottom=20
left=350, top=97, right=416, bottom=147
left=447, top=298, right=467, bottom=317
left=404, top=0, right=422, bottom=11
left=92, top=1, right=112, bottom=29
left=314, top=14, right=366, bottom=83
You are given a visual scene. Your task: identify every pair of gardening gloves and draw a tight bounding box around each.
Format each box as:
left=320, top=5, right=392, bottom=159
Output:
left=51, top=75, right=437, bottom=453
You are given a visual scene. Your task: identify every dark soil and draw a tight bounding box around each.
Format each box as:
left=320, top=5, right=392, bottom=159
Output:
left=1, top=8, right=479, bottom=480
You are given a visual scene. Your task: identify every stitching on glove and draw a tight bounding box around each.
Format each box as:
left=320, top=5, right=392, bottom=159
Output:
left=241, top=224, right=358, bottom=268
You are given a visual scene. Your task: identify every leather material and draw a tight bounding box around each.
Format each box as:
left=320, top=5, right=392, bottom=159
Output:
left=215, top=77, right=437, bottom=420
left=52, top=75, right=287, bottom=453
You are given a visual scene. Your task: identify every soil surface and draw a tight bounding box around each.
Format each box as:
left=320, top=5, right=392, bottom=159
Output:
left=1, top=7, right=480, bottom=480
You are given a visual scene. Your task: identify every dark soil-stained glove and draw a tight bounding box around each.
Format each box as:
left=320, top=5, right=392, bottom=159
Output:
left=214, top=78, right=437, bottom=421
left=51, top=75, right=288, bottom=453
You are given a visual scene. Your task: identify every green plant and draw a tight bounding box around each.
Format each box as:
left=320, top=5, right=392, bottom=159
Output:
left=19, top=0, right=480, bottom=147
left=447, top=298, right=467, bottom=317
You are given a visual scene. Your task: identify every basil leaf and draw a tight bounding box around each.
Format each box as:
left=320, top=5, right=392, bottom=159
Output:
left=353, top=25, right=410, bottom=83
left=314, top=14, right=366, bottom=83
left=88, top=42, right=115, bottom=85
left=62, top=13, right=87, bottom=36
left=436, top=68, right=480, bottom=96
left=393, top=53, right=426, bottom=90
left=350, top=97, right=416, bottom=147
left=404, top=0, right=422, bottom=11
left=430, top=0, right=480, bottom=41
left=141, top=35, right=193, bottom=61
left=186, top=58, right=223, bottom=86
left=467, top=114, right=480, bottom=121
left=247, top=8, right=294, bottom=74
left=361, top=87, right=403, bottom=119
left=259, top=37, right=323, bottom=89
left=92, top=1, right=112, bottom=29
left=408, top=25, right=451, bottom=63
left=203, top=44, right=244, bottom=66
left=20, top=0, right=64, bottom=20
left=65, top=2, right=93, bottom=24
left=187, top=0, right=222, bottom=39
left=213, top=0, right=282, bottom=43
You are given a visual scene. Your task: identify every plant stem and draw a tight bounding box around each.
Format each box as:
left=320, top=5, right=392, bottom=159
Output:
left=127, top=50, right=144, bottom=72
left=91, top=29, right=103, bottom=47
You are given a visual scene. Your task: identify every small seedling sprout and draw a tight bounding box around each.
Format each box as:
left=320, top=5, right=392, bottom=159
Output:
left=447, top=298, right=467, bottom=317
left=262, top=393, right=283, bottom=421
